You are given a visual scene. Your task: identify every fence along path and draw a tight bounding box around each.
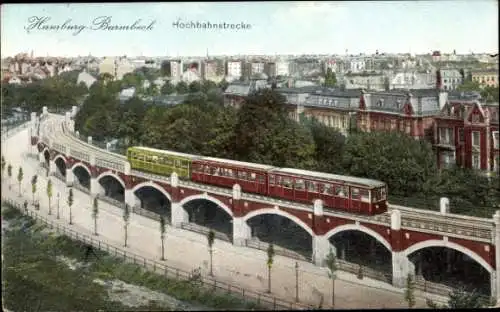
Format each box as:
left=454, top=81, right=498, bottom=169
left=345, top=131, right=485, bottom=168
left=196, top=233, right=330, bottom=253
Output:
left=1, top=197, right=312, bottom=311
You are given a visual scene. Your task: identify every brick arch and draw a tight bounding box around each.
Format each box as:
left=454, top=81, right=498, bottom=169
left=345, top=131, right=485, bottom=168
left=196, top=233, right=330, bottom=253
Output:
left=132, top=181, right=172, bottom=203
left=96, top=171, right=126, bottom=189
left=178, top=194, right=233, bottom=218
left=41, top=147, right=50, bottom=157
left=71, top=162, right=91, bottom=176
left=403, top=239, right=493, bottom=273
left=324, top=223, right=392, bottom=252
left=37, top=142, right=45, bottom=152
left=243, top=208, right=314, bottom=237
left=53, top=154, right=67, bottom=165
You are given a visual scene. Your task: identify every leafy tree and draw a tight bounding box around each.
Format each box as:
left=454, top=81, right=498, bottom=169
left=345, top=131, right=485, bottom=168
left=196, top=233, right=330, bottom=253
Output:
left=92, top=196, right=99, bottom=235
left=481, top=86, right=499, bottom=103
left=67, top=188, right=74, bottom=225
left=160, top=81, right=175, bottom=95
left=217, top=79, right=229, bottom=91
left=324, top=68, right=337, bottom=87
left=46, top=179, right=53, bottom=215
left=456, top=80, right=481, bottom=92
left=207, top=229, right=215, bottom=276
left=31, top=174, right=38, bottom=205
left=188, top=81, right=202, bottom=93
left=176, top=81, right=188, bottom=94
left=7, top=163, right=12, bottom=189
left=304, top=117, right=346, bottom=174
left=117, top=97, right=147, bottom=146
left=202, top=80, right=217, bottom=93
left=404, top=274, right=416, bottom=308
left=1, top=155, right=6, bottom=179
left=426, top=286, right=490, bottom=309
left=160, top=60, right=171, bottom=77
left=145, top=83, right=159, bottom=97
left=342, top=132, right=437, bottom=196
left=432, top=167, right=500, bottom=213
left=159, top=215, right=166, bottom=260
left=266, top=243, right=275, bottom=293
left=123, top=203, right=130, bottom=247
left=234, top=89, right=316, bottom=169
left=325, top=248, right=337, bottom=308
left=17, top=167, right=23, bottom=197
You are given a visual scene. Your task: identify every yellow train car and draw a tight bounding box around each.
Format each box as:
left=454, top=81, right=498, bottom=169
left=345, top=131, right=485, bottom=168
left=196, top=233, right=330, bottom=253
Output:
left=127, top=146, right=200, bottom=179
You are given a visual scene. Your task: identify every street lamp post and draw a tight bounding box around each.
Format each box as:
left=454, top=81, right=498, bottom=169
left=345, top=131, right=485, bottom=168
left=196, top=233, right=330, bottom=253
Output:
left=295, top=261, right=299, bottom=302
left=57, top=192, right=60, bottom=219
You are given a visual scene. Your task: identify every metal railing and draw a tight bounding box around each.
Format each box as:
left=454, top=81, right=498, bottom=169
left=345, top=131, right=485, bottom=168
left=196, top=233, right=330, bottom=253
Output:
left=180, top=222, right=232, bottom=242
left=131, top=205, right=169, bottom=223
left=336, top=259, right=392, bottom=284
left=244, top=239, right=313, bottom=262
left=1, top=198, right=312, bottom=310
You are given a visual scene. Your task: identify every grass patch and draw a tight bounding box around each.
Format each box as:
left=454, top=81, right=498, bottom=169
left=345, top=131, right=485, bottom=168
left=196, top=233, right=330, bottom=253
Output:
left=2, top=202, right=264, bottom=310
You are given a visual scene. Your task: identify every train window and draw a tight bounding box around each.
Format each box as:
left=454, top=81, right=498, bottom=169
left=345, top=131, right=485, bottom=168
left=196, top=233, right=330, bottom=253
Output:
left=258, top=175, right=265, bottom=184
left=238, top=171, right=247, bottom=180
left=174, top=160, right=181, bottom=167
left=152, top=156, right=159, bottom=163
left=295, top=179, right=305, bottom=190
left=283, top=177, right=293, bottom=188
left=359, top=189, right=370, bottom=203
left=381, top=187, right=387, bottom=200
left=307, top=181, right=317, bottom=192
left=269, top=175, right=275, bottom=185
left=351, top=188, right=360, bottom=200
left=181, top=161, right=188, bottom=169
left=249, top=172, right=256, bottom=181
left=213, top=167, right=220, bottom=176
left=324, top=184, right=334, bottom=195
left=335, top=186, right=347, bottom=197
left=204, top=165, right=211, bottom=174
left=164, top=158, right=173, bottom=166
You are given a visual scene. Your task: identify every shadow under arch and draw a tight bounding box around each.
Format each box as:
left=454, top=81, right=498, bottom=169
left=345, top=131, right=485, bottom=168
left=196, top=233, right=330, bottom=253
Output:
left=244, top=208, right=314, bottom=260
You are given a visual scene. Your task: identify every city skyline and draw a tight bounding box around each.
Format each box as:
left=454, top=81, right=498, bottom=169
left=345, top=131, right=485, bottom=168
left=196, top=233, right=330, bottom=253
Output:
left=1, top=1, right=498, bottom=58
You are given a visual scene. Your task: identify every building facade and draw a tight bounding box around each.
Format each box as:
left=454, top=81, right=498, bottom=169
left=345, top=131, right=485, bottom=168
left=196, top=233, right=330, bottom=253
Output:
left=227, top=60, right=242, bottom=80
left=434, top=96, right=499, bottom=175
left=98, top=57, right=116, bottom=78
left=438, top=69, right=464, bottom=91
left=471, top=69, right=499, bottom=88
left=170, top=60, right=183, bottom=81
left=358, top=89, right=444, bottom=139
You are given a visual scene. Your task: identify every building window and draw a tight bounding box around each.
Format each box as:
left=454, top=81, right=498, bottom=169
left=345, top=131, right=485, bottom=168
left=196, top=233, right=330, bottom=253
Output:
left=442, top=151, right=456, bottom=168
left=472, top=113, right=480, bottom=123
left=472, top=154, right=481, bottom=169
left=459, top=128, right=464, bottom=142
left=493, top=131, right=499, bottom=149
left=494, top=155, right=499, bottom=172
left=439, top=127, right=454, bottom=145
left=472, top=131, right=480, bottom=147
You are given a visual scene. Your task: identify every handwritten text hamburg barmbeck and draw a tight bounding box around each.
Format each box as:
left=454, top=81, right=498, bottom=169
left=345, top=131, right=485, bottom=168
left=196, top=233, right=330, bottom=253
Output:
left=24, top=16, right=156, bottom=36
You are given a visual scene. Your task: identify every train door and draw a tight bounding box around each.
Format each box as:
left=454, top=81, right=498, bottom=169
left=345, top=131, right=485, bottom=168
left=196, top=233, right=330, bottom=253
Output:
left=293, top=178, right=307, bottom=201
left=268, top=174, right=283, bottom=199
left=350, top=186, right=362, bottom=213
left=282, top=176, right=294, bottom=200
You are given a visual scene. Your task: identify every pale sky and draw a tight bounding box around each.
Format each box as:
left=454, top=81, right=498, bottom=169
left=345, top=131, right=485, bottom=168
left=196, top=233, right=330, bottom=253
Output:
left=1, top=1, right=498, bottom=57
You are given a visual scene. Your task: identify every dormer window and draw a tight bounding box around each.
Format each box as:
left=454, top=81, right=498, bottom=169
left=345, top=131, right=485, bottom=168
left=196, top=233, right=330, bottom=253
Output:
left=395, top=99, right=401, bottom=109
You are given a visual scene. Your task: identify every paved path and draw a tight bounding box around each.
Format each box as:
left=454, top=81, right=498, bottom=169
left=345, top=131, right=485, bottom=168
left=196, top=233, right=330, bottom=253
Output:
left=1, top=120, right=448, bottom=309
